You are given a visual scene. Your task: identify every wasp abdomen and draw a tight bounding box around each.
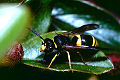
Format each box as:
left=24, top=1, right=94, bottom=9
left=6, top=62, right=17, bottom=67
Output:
left=72, top=34, right=97, bottom=47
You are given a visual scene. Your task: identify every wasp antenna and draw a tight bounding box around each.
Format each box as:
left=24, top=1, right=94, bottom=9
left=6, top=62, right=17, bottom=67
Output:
left=27, top=27, right=44, bottom=41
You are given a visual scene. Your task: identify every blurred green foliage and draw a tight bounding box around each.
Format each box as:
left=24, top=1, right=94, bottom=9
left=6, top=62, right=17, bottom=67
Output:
left=0, top=4, right=30, bottom=62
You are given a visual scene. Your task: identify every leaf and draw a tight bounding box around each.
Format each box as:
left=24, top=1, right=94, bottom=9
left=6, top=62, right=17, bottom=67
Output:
left=24, top=0, right=54, bottom=40
left=22, top=31, right=114, bottom=74
left=52, top=0, right=119, bottom=28
left=51, top=0, right=120, bottom=53
left=50, top=16, right=75, bottom=32
left=0, top=4, right=30, bottom=62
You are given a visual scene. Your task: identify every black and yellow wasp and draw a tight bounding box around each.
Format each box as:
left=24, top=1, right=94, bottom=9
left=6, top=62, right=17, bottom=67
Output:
left=28, top=24, right=100, bottom=72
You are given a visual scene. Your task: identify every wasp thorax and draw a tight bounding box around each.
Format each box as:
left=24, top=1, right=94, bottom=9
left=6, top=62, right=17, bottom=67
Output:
left=53, top=34, right=70, bottom=49
left=40, top=38, right=55, bottom=52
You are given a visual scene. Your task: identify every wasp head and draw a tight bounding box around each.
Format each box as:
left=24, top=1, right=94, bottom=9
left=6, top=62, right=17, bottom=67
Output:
left=40, top=38, right=55, bottom=52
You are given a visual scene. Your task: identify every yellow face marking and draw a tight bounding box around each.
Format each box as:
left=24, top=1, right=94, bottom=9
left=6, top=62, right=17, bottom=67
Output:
left=92, top=36, right=96, bottom=47
left=40, top=41, right=46, bottom=52
left=52, top=38, right=57, bottom=48
left=41, top=39, right=44, bottom=42
left=75, top=35, right=81, bottom=46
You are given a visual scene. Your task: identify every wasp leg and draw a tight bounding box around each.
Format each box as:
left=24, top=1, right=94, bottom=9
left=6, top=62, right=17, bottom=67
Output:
left=47, top=54, right=58, bottom=69
left=77, top=52, right=88, bottom=66
left=66, top=51, right=73, bottom=72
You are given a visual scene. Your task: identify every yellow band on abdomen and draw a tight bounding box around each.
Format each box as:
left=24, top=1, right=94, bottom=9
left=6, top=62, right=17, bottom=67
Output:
left=92, top=36, right=96, bottom=47
left=75, top=35, right=81, bottom=46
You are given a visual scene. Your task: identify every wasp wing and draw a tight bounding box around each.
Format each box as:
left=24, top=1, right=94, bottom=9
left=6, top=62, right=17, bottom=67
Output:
left=69, top=24, right=99, bottom=34
left=60, top=24, right=99, bottom=35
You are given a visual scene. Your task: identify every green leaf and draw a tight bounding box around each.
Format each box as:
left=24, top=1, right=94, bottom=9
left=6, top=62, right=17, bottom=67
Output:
left=22, top=31, right=114, bottom=74
left=0, top=4, right=30, bottom=61
left=24, top=0, right=54, bottom=40
left=51, top=0, right=120, bottom=53
left=50, top=16, right=75, bottom=31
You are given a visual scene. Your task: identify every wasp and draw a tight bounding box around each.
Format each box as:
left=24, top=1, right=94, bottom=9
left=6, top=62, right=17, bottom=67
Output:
left=28, top=24, right=100, bottom=72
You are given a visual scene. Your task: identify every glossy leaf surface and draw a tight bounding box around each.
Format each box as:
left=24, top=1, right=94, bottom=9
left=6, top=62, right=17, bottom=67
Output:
left=51, top=0, right=120, bottom=53
left=23, top=31, right=114, bottom=74
left=24, top=0, right=53, bottom=41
